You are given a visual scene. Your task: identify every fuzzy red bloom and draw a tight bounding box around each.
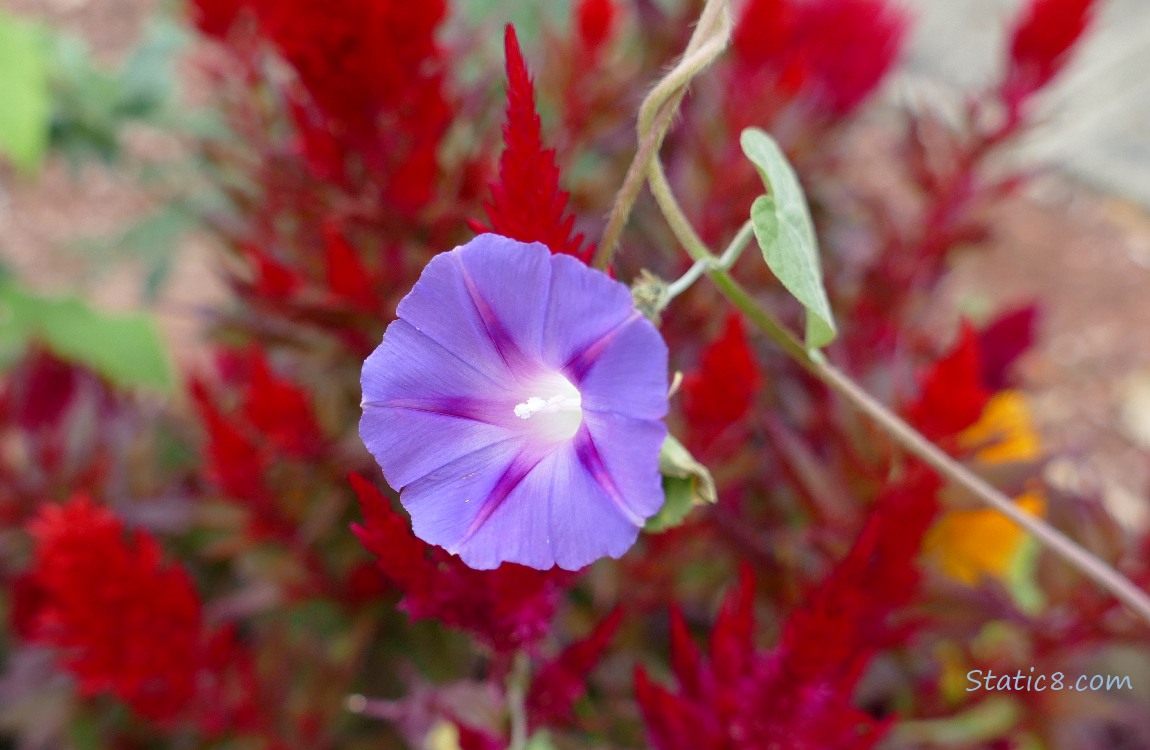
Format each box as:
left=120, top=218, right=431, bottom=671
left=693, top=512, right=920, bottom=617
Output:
left=777, top=469, right=940, bottom=683
left=193, top=347, right=322, bottom=471
left=470, top=26, right=592, bottom=263
left=239, top=242, right=305, bottom=301
left=682, top=314, right=762, bottom=452
left=252, top=0, right=451, bottom=213
left=1004, top=0, right=1097, bottom=104
left=977, top=305, right=1039, bottom=391
left=189, top=0, right=245, bottom=38
left=190, top=376, right=266, bottom=500
left=636, top=472, right=939, bottom=749
left=528, top=608, right=623, bottom=728
left=239, top=348, right=323, bottom=459
left=350, top=474, right=571, bottom=652
left=732, top=0, right=908, bottom=118
left=21, top=495, right=206, bottom=725
left=575, top=0, right=618, bottom=54
left=21, top=496, right=266, bottom=735
left=256, top=0, right=446, bottom=133
left=324, top=223, right=379, bottom=313
left=905, top=323, right=992, bottom=444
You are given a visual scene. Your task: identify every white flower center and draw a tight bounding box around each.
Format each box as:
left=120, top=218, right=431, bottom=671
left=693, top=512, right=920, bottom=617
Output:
left=514, top=373, right=583, bottom=441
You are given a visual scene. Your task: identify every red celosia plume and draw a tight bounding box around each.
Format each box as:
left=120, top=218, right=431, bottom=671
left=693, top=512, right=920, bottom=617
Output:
left=977, top=304, right=1039, bottom=390
left=1004, top=0, right=1098, bottom=106
left=350, top=474, right=572, bottom=652
left=19, top=495, right=258, bottom=733
left=732, top=0, right=909, bottom=118
left=636, top=471, right=939, bottom=749
left=575, top=0, right=618, bottom=54
left=682, top=314, right=763, bottom=452
left=470, top=26, right=593, bottom=263
left=527, top=607, right=623, bottom=728
left=905, top=322, right=992, bottom=444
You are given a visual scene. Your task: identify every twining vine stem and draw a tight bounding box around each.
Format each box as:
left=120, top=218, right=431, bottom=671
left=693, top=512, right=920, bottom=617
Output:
left=607, top=0, right=1150, bottom=624
left=593, top=0, right=733, bottom=270
left=506, top=651, right=530, bottom=750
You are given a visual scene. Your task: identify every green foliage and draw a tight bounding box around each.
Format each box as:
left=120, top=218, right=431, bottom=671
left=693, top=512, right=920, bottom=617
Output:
left=0, top=11, right=51, bottom=172
left=0, top=280, right=174, bottom=390
left=646, top=436, right=717, bottom=532
left=453, top=0, right=575, bottom=37
left=47, top=19, right=187, bottom=164
left=741, top=127, right=837, bottom=349
left=525, top=731, right=558, bottom=750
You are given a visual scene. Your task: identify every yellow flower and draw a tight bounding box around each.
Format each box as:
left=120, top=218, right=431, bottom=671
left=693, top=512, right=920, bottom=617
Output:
left=925, top=491, right=1046, bottom=585
left=958, top=391, right=1041, bottom=465
left=926, top=391, right=1045, bottom=585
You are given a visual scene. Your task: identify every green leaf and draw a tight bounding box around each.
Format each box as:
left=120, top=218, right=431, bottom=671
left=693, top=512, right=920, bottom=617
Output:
left=741, top=127, right=837, bottom=348
left=525, top=731, right=558, bottom=750
left=891, top=697, right=1021, bottom=745
left=0, top=280, right=174, bottom=390
left=646, top=436, right=717, bottom=532
left=0, top=11, right=50, bottom=172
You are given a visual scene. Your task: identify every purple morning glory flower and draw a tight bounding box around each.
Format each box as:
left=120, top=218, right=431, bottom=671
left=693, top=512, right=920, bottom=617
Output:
left=360, top=235, right=668, bottom=571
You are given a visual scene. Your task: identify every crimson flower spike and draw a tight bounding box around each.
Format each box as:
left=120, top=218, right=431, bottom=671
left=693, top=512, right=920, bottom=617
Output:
left=469, top=25, right=593, bottom=263
left=1002, top=0, right=1098, bottom=109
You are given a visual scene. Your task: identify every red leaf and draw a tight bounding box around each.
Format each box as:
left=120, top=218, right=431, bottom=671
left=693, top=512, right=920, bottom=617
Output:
left=636, top=473, right=938, bottom=749
left=190, top=377, right=266, bottom=499
left=1004, top=0, right=1097, bottom=104
left=349, top=473, right=435, bottom=594
left=668, top=606, right=703, bottom=699
left=239, top=243, right=303, bottom=300
left=978, top=304, right=1039, bottom=390
left=682, top=314, right=763, bottom=452
left=471, top=26, right=592, bottom=263
left=575, top=0, right=618, bottom=53
left=528, top=607, right=623, bottom=727
left=349, top=474, right=571, bottom=652
left=241, top=348, right=323, bottom=458
left=324, top=224, right=379, bottom=312
left=906, top=322, right=991, bottom=443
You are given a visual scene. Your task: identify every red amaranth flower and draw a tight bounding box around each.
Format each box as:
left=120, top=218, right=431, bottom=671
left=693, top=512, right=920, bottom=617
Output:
left=731, top=0, right=908, bottom=119
left=470, top=26, right=593, bottom=263
left=323, top=222, right=380, bottom=313
left=350, top=474, right=572, bottom=652
left=977, top=305, right=1039, bottom=391
left=188, top=0, right=245, bottom=38
left=1003, top=0, right=1098, bottom=107
left=905, top=322, right=991, bottom=444
left=636, top=472, right=939, bottom=749
left=190, top=375, right=266, bottom=500
left=249, top=0, right=451, bottom=213
left=681, top=314, right=762, bottom=453
left=575, top=0, right=618, bottom=55
left=527, top=608, right=623, bottom=728
left=22, top=495, right=207, bottom=725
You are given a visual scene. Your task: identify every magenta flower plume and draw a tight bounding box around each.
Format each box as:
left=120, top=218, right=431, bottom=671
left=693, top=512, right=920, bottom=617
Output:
left=360, top=235, right=668, bottom=570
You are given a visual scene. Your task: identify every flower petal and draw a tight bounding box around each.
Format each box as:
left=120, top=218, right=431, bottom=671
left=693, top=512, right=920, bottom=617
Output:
left=455, top=442, right=645, bottom=570
left=577, top=412, right=667, bottom=523
left=572, top=316, right=669, bottom=420
left=456, top=235, right=553, bottom=364
left=394, top=239, right=518, bottom=384
left=541, top=253, right=637, bottom=369
left=401, top=438, right=533, bottom=557
left=361, top=319, right=514, bottom=407
left=360, top=405, right=519, bottom=490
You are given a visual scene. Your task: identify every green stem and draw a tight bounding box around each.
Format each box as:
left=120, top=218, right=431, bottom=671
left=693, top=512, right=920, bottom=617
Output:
left=657, top=184, right=1150, bottom=624
left=506, top=651, right=530, bottom=750
left=593, top=0, right=733, bottom=270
